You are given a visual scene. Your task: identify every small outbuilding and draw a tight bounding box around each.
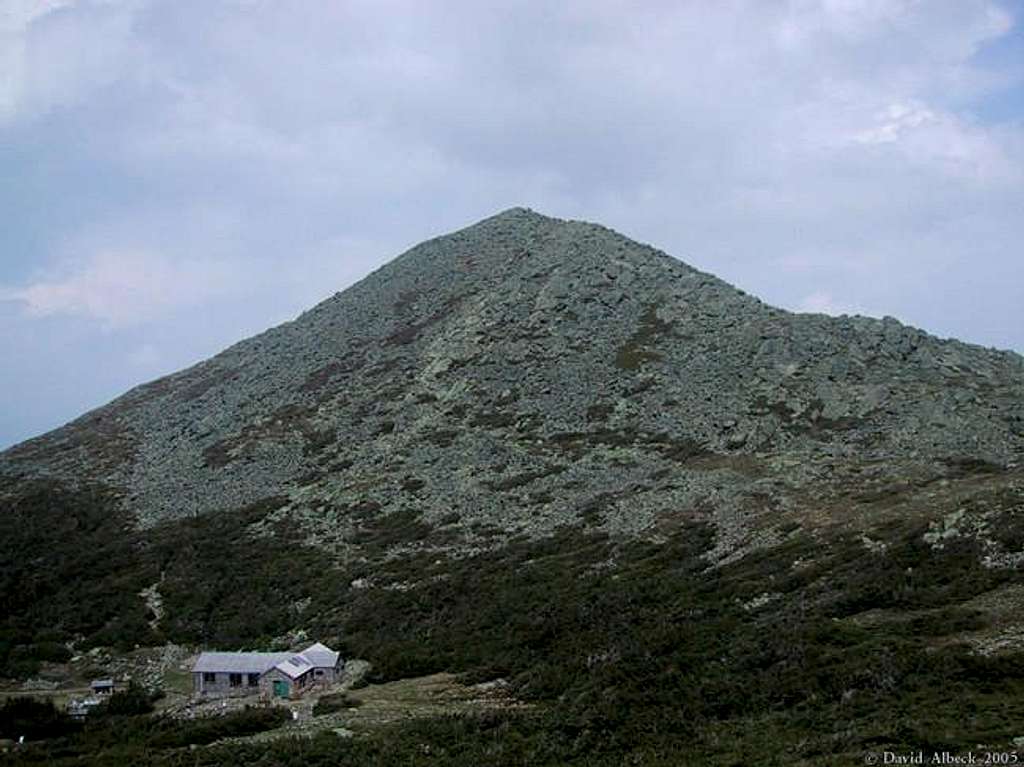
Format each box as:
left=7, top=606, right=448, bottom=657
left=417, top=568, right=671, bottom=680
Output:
left=90, top=679, right=115, bottom=696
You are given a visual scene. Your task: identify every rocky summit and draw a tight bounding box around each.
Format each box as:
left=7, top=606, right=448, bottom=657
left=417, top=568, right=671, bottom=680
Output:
left=2, top=207, right=1022, bottom=561
left=3, top=209, right=1024, bottom=764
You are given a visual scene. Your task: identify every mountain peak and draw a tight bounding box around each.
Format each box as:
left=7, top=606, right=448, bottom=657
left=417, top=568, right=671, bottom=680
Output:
left=1, top=212, right=1021, bottom=539
left=487, top=206, right=547, bottom=220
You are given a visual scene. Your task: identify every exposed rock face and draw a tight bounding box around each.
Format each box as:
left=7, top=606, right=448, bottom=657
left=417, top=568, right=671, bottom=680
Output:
left=2, top=208, right=1022, bottom=563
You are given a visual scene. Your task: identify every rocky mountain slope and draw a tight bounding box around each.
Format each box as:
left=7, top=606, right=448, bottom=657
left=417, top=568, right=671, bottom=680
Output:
left=2, top=208, right=1022, bottom=563
left=4, top=208, right=1024, bottom=763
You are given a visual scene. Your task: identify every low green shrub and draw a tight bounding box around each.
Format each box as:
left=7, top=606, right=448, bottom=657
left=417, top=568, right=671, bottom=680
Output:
left=0, top=696, right=80, bottom=741
left=148, top=705, right=290, bottom=748
left=91, top=682, right=156, bottom=717
left=312, top=693, right=362, bottom=716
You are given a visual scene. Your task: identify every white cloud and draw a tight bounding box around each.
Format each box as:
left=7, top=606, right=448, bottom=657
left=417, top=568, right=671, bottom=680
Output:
left=0, top=0, right=149, bottom=123
left=0, top=250, right=238, bottom=328
left=852, top=102, right=940, bottom=145
left=0, top=0, right=73, bottom=120
left=838, top=100, right=1016, bottom=183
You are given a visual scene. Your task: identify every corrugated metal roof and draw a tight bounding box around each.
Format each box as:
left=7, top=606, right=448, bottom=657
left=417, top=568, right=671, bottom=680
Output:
left=300, top=642, right=340, bottom=668
left=274, top=655, right=314, bottom=679
left=192, top=652, right=292, bottom=674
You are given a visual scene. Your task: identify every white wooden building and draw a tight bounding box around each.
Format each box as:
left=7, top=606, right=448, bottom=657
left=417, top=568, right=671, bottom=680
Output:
left=191, top=642, right=343, bottom=698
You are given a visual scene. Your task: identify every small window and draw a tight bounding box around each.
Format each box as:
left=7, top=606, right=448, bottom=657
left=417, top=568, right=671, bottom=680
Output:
left=248, top=673, right=260, bottom=687
left=315, top=669, right=324, bottom=677
left=202, top=672, right=216, bottom=683
left=229, top=673, right=242, bottom=687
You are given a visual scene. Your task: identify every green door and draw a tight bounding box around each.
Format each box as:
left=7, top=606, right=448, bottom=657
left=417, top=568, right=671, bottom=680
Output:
left=273, top=680, right=288, bottom=698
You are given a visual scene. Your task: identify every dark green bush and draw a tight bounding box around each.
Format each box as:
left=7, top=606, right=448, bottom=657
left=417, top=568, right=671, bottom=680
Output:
left=0, top=480, right=158, bottom=661
left=92, top=682, right=155, bottom=717
left=0, top=696, right=80, bottom=741
left=26, top=642, right=72, bottom=663
left=148, top=705, right=290, bottom=748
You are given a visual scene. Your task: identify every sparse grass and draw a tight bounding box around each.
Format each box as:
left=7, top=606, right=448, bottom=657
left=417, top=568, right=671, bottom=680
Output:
left=385, top=294, right=466, bottom=346
left=349, top=509, right=437, bottom=556
left=161, top=667, right=193, bottom=696
left=484, top=465, right=566, bottom=491
left=470, top=411, right=517, bottom=428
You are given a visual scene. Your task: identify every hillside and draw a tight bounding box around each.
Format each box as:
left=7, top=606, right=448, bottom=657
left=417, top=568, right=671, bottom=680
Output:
left=2, top=208, right=1024, bottom=764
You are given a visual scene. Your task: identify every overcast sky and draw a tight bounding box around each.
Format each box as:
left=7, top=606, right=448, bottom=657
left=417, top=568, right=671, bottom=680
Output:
left=1, top=0, right=1022, bottom=449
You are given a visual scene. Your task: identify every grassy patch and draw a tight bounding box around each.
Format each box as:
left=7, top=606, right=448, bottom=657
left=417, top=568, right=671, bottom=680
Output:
left=615, top=302, right=674, bottom=370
